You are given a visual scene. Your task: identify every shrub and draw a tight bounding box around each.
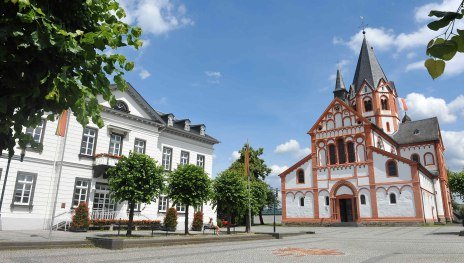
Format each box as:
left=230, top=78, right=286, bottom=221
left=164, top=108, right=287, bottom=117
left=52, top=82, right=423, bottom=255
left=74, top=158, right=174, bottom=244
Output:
left=216, top=218, right=223, bottom=228
left=71, top=202, right=90, bottom=230
left=164, top=207, right=178, bottom=230
left=192, top=211, right=204, bottom=231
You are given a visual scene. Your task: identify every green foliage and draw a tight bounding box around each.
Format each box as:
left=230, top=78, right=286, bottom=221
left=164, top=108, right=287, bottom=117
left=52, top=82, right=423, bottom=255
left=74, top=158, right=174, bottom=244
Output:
left=250, top=179, right=269, bottom=215
left=229, top=144, right=272, bottom=180
left=168, top=164, right=212, bottom=209
left=71, top=202, right=90, bottom=230
left=425, top=3, right=464, bottom=78
left=192, top=211, right=204, bottom=231
left=448, top=170, right=464, bottom=199
left=212, top=170, right=249, bottom=218
left=107, top=152, right=164, bottom=235
left=164, top=207, right=178, bottom=230
left=0, top=0, right=142, bottom=156
left=168, top=164, right=212, bottom=234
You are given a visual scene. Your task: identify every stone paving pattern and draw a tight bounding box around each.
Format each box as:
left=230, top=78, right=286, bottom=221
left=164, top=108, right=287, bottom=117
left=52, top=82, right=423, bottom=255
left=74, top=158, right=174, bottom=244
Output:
left=0, top=225, right=463, bottom=262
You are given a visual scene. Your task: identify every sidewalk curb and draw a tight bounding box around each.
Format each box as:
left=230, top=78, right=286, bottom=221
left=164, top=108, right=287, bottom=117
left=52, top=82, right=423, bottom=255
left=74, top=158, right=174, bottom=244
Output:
left=87, top=234, right=276, bottom=250
left=0, top=240, right=92, bottom=251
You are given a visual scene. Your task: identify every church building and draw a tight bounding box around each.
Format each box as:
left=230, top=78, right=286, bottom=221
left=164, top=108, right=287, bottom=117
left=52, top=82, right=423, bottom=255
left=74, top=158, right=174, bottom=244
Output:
left=279, top=34, right=453, bottom=225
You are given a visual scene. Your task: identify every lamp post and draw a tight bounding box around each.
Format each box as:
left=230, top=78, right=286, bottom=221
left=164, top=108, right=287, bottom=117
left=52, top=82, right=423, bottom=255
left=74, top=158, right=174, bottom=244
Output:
left=273, top=187, right=278, bottom=233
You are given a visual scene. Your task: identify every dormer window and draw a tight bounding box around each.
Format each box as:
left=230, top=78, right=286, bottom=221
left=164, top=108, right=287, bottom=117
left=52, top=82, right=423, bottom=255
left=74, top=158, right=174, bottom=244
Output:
left=413, top=129, right=420, bottom=135
left=167, top=115, right=174, bottom=127
left=184, top=120, right=190, bottom=131
left=113, top=100, right=129, bottom=113
left=200, top=125, right=205, bottom=136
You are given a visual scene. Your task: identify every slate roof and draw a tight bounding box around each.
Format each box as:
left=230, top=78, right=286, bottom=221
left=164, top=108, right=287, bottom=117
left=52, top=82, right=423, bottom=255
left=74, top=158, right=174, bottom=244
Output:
left=352, top=36, right=388, bottom=92
left=334, top=68, right=346, bottom=91
left=392, top=117, right=440, bottom=144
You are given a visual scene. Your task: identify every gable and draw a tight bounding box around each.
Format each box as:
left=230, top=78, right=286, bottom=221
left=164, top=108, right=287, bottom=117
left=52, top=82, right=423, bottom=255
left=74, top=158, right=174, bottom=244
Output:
left=98, top=84, right=164, bottom=123
left=309, top=98, right=369, bottom=134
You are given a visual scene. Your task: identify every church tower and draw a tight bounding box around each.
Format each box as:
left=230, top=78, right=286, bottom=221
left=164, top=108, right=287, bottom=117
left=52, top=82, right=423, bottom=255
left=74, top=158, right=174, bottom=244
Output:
left=345, top=34, right=400, bottom=134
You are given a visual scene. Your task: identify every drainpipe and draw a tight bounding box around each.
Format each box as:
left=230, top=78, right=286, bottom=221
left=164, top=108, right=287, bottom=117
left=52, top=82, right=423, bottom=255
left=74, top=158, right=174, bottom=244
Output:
left=432, top=178, right=440, bottom=223
left=420, top=189, right=426, bottom=223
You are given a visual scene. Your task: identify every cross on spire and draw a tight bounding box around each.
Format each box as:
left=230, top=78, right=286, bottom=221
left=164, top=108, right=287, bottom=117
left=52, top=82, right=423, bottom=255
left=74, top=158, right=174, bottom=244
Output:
left=359, top=16, right=368, bottom=35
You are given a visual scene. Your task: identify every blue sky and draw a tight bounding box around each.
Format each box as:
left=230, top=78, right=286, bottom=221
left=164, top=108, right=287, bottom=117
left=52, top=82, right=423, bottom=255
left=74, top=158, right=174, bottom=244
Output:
left=117, top=0, right=464, bottom=188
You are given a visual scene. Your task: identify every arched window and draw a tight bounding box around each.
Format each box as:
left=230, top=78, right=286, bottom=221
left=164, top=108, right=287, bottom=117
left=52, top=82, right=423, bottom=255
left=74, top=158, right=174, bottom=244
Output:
left=389, top=193, right=397, bottom=204
left=297, top=169, right=305, bottom=184
left=329, top=144, right=337, bottom=165
left=347, top=141, right=356, bottom=163
left=386, top=122, right=391, bottom=132
left=113, top=100, right=129, bottom=113
left=381, top=97, right=389, bottom=110
left=337, top=138, right=346, bottom=164
left=386, top=160, right=398, bottom=177
left=364, top=99, right=373, bottom=112
left=360, top=194, right=366, bottom=205
left=411, top=154, right=420, bottom=163
left=424, top=153, right=435, bottom=165
left=325, top=196, right=329, bottom=206
left=299, top=197, right=305, bottom=207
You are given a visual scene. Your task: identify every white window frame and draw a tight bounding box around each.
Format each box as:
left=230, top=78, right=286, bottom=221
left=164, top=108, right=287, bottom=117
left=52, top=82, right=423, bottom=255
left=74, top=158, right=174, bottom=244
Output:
left=92, top=183, right=116, bottom=212
left=180, top=151, right=189, bottom=166
left=80, top=127, right=97, bottom=156
left=72, top=178, right=90, bottom=208
left=109, top=133, right=123, bottom=156
left=162, top=147, right=173, bottom=171
left=196, top=154, right=205, bottom=169
left=13, top=172, right=37, bottom=206
left=158, top=196, right=168, bottom=212
left=134, top=139, right=146, bottom=154
left=25, top=119, right=46, bottom=144
left=175, top=203, right=186, bottom=213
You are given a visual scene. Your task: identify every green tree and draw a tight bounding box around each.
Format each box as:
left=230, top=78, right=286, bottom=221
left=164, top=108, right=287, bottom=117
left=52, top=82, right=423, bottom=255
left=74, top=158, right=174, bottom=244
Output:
left=448, top=170, right=464, bottom=200
left=212, top=170, right=249, bottom=234
left=107, top=152, right=164, bottom=236
left=229, top=144, right=272, bottom=180
left=164, top=207, right=178, bottom=231
left=168, top=164, right=212, bottom=235
left=250, top=179, right=269, bottom=225
left=256, top=185, right=279, bottom=225
left=1, top=0, right=142, bottom=156
left=424, top=0, right=464, bottom=78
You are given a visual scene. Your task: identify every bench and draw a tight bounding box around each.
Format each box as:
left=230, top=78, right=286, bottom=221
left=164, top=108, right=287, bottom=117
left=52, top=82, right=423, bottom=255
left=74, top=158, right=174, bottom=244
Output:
left=203, top=224, right=217, bottom=235
left=151, top=224, right=176, bottom=236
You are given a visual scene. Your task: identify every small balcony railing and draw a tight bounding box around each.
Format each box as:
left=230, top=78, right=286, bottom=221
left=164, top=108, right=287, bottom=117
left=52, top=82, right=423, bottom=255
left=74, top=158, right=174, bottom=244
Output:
left=91, top=210, right=121, bottom=220
left=93, top=153, right=121, bottom=178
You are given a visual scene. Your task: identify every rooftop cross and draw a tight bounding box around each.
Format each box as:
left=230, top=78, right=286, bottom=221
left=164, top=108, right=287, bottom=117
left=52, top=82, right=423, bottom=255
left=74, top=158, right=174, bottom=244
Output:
left=359, top=16, right=368, bottom=35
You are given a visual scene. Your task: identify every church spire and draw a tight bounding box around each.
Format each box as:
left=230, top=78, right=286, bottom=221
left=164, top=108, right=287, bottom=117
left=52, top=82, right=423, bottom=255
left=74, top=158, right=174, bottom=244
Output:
left=333, top=68, right=348, bottom=101
left=334, top=68, right=346, bottom=91
left=352, top=35, right=387, bottom=92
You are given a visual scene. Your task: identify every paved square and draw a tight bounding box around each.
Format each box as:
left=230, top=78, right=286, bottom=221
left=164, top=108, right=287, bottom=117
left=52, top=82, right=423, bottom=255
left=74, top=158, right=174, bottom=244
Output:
left=0, top=226, right=463, bottom=262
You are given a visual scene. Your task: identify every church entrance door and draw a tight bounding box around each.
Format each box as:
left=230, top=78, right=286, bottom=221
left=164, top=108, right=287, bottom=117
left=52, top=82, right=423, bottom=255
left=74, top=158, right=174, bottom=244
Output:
left=339, top=198, right=354, bottom=222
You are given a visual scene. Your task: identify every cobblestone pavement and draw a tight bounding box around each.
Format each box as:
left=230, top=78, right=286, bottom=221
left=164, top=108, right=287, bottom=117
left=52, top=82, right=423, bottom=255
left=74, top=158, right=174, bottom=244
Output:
left=1, top=226, right=463, bottom=262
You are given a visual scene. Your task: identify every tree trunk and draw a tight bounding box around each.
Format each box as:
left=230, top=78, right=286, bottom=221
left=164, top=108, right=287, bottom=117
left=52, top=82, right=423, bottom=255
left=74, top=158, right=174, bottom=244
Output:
left=127, top=200, right=135, bottom=236
left=244, top=214, right=250, bottom=233
left=227, top=214, right=231, bottom=234
left=259, top=209, right=264, bottom=225
left=184, top=205, right=189, bottom=235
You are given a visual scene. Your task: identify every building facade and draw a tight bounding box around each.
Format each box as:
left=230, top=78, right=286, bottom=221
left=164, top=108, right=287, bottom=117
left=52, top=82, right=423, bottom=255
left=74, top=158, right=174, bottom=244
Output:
left=279, top=35, right=453, bottom=225
left=0, top=84, right=219, bottom=230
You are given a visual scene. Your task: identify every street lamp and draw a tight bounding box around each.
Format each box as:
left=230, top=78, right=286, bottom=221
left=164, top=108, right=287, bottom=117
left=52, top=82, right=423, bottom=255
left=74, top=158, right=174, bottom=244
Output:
left=272, top=187, right=279, bottom=233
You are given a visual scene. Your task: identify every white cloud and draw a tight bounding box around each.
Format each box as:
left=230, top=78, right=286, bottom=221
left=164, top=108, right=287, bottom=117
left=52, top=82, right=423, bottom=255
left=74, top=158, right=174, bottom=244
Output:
left=119, top=0, right=194, bottom=35
left=405, top=60, right=425, bottom=72
left=140, top=39, right=151, bottom=48
left=405, top=93, right=464, bottom=123
left=414, top=0, right=462, bottom=22
left=270, top=164, right=289, bottom=176
left=342, top=27, right=397, bottom=52
left=231, top=151, right=240, bottom=161
left=139, top=69, right=151, bottom=79
left=205, top=71, right=222, bottom=84
left=442, top=130, right=464, bottom=171
left=274, top=139, right=311, bottom=158
left=406, top=52, right=417, bottom=59
left=329, top=59, right=350, bottom=81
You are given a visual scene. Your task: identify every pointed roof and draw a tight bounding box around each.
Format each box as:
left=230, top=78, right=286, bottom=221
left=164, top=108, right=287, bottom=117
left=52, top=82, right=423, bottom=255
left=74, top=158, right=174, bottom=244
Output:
left=334, top=68, right=346, bottom=91
left=352, top=35, right=387, bottom=92
left=402, top=112, right=412, bottom=123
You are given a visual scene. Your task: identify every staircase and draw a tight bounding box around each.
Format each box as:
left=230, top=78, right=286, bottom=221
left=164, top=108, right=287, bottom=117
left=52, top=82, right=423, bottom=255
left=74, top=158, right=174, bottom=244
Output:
left=52, top=220, right=71, bottom=231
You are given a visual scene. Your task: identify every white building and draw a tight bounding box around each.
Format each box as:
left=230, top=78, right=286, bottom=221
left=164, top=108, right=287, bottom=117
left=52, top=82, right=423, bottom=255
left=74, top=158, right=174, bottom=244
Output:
left=279, top=35, right=452, bottom=225
left=0, top=84, right=219, bottom=231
